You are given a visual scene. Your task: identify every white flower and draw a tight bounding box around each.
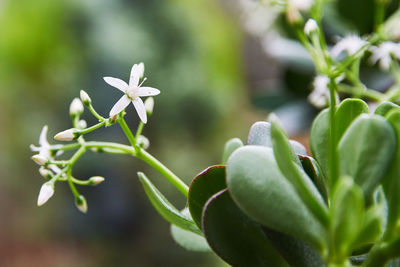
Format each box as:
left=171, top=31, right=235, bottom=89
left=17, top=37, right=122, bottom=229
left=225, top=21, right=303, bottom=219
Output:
left=54, top=128, right=77, bottom=141
left=104, top=63, right=160, bottom=123
left=289, top=0, right=313, bottom=11
left=331, top=35, right=367, bottom=59
left=304, top=19, right=318, bottom=36
left=37, top=182, right=55, bottom=206
left=308, top=75, right=330, bottom=108
left=369, top=42, right=400, bottom=70
left=30, top=126, right=62, bottom=174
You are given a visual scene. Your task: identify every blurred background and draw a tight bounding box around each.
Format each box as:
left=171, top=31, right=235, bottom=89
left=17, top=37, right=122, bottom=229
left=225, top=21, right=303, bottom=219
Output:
left=0, top=0, right=398, bottom=266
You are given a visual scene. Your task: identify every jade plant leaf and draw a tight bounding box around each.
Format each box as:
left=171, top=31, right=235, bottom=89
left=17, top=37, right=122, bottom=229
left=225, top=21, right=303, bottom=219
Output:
left=263, top=228, right=325, bottom=267
left=247, top=121, right=272, bottom=146
left=202, top=189, right=289, bottom=267
left=188, top=165, right=226, bottom=229
left=227, top=146, right=327, bottom=251
left=339, top=114, right=396, bottom=197
left=222, top=138, right=243, bottom=164
left=330, top=176, right=365, bottom=259
left=335, top=98, right=369, bottom=143
left=374, top=101, right=400, bottom=117
left=170, top=208, right=211, bottom=252
left=310, top=109, right=330, bottom=178
left=353, top=204, right=384, bottom=250
left=270, top=115, right=328, bottom=226
left=299, top=155, right=328, bottom=203
left=382, top=110, right=400, bottom=234
left=137, top=172, right=201, bottom=234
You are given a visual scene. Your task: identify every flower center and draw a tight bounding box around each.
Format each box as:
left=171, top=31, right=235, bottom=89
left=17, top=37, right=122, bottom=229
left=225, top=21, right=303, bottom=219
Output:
left=126, top=86, right=139, bottom=100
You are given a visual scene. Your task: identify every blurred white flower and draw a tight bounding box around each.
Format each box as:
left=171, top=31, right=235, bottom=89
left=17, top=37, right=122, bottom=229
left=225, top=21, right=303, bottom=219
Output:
left=304, top=19, right=318, bottom=36
left=308, top=75, right=330, bottom=108
left=30, top=126, right=62, bottom=174
left=104, top=63, right=160, bottom=123
left=331, top=35, right=367, bottom=59
left=37, top=182, right=55, bottom=206
left=369, top=42, right=400, bottom=70
left=289, top=0, right=313, bottom=11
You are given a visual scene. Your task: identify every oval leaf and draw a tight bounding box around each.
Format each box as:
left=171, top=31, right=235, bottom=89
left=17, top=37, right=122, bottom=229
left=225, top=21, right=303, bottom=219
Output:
left=222, top=138, right=243, bottom=164
left=247, top=121, right=272, bottom=146
left=202, top=189, right=289, bottom=267
left=310, top=109, right=330, bottom=178
left=188, top=165, right=226, bottom=229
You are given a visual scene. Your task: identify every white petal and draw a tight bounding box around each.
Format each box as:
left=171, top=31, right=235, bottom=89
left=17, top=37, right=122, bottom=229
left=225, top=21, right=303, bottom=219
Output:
left=103, top=77, right=128, bottom=92
left=132, top=98, right=147, bottom=123
left=109, top=95, right=130, bottom=117
left=37, top=182, right=54, bottom=206
left=39, top=125, right=49, bottom=146
left=129, top=64, right=141, bottom=87
left=138, top=87, right=160, bottom=97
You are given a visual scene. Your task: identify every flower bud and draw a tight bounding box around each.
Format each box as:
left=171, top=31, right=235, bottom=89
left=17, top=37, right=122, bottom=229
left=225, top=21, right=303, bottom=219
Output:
left=137, top=135, right=150, bottom=150
left=37, top=181, right=54, bottom=206
left=80, top=90, right=92, bottom=106
left=70, top=98, right=84, bottom=116
left=138, top=62, right=145, bottom=79
left=89, top=176, right=105, bottom=185
left=144, top=97, right=154, bottom=115
left=77, top=120, right=87, bottom=129
left=304, top=19, right=318, bottom=36
left=75, top=195, right=88, bottom=213
left=54, top=129, right=78, bottom=141
left=39, top=167, right=52, bottom=179
left=32, top=155, right=48, bottom=166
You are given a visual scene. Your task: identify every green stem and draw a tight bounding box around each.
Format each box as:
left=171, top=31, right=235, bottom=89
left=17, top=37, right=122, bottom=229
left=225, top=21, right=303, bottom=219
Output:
left=374, top=0, right=386, bottom=31
left=78, top=121, right=106, bottom=135
left=328, top=78, right=339, bottom=189
left=118, top=117, right=137, bottom=147
left=136, top=122, right=145, bottom=139
left=136, top=148, right=189, bottom=197
left=87, top=103, right=105, bottom=122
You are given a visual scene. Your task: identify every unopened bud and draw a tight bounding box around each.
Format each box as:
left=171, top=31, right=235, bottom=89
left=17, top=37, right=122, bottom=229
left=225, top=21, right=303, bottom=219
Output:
left=137, top=135, right=150, bottom=150
left=80, top=90, right=91, bottom=105
left=138, top=62, right=145, bottom=79
left=70, top=98, right=84, bottom=116
left=54, top=129, right=78, bottom=141
left=75, top=195, right=88, bottom=213
left=32, top=155, right=48, bottom=166
left=37, top=182, right=54, bottom=206
left=304, top=19, right=318, bottom=36
left=89, top=176, right=105, bottom=185
left=144, top=97, right=154, bottom=115
left=39, top=167, right=52, bottom=178
left=77, top=120, right=87, bottom=129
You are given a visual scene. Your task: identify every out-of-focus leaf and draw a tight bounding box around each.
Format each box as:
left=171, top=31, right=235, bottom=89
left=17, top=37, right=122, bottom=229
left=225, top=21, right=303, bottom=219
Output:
left=227, top=146, right=327, bottom=251
left=299, top=155, right=328, bottom=202
left=138, top=172, right=200, bottom=234
left=188, top=165, right=226, bottom=229
left=339, top=114, right=396, bottom=197
left=202, top=189, right=289, bottom=267
left=374, top=101, right=400, bottom=117
left=222, top=138, right=243, bottom=164
left=247, top=121, right=272, bottom=146
left=310, top=109, right=330, bottom=178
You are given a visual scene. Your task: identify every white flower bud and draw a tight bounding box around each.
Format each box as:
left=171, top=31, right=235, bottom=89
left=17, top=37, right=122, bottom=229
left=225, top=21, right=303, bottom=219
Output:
left=32, top=155, right=48, bottom=166
left=137, top=135, right=150, bottom=150
left=80, top=90, right=91, bottom=105
left=39, top=167, right=52, bottom=178
left=144, top=97, right=154, bottom=115
left=304, top=19, right=318, bottom=35
left=89, top=176, right=105, bottom=185
left=37, top=182, right=54, bottom=206
left=69, top=98, right=84, bottom=116
left=77, top=120, right=87, bottom=129
left=54, top=129, right=77, bottom=141
left=138, top=62, right=145, bottom=79
left=75, top=195, right=88, bottom=213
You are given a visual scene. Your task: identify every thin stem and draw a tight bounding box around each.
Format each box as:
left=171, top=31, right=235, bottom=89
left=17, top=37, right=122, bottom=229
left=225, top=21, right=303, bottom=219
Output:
left=85, top=141, right=135, bottom=155
left=118, top=117, right=137, bottom=147
left=374, top=0, right=386, bottom=31
left=53, top=143, right=81, bottom=151
left=137, top=148, right=189, bottom=197
left=328, top=78, right=339, bottom=189
left=87, top=103, right=105, bottom=122
left=78, top=121, right=106, bottom=135
left=136, top=121, right=145, bottom=139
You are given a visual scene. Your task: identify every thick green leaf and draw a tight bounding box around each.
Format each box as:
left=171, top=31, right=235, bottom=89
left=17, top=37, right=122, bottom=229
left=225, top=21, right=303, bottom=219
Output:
left=222, top=138, right=243, bottom=164
left=374, top=101, right=400, bottom=117
left=339, top=114, right=396, bottom=197
left=188, top=165, right=226, bottom=229
left=170, top=208, right=211, bottom=252
left=270, top=115, right=328, bottom=226
left=335, top=98, right=369, bottom=143
left=290, top=140, right=308, bottom=156
left=310, top=109, right=330, bottom=178
left=247, top=121, right=272, bottom=146
left=382, top=110, right=400, bottom=235
left=299, top=155, right=328, bottom=203
left=353, top=204, right=384, bottom=250
left=330, top=176, right=365, bottom=259
left=227, top=146, right=327, bottom=251
left=263, top=228, right=325, bottom=267
left=138, top=172, right=200, bottom=234
left=202, top=189, right=289, bottom=267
